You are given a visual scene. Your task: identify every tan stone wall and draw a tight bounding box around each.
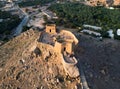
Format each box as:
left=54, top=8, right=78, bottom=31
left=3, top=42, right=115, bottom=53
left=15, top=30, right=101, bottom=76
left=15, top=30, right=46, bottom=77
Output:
left=61, top=42, right=72, bottom=54
left=54, top=41, right=73, bottom=54
left=54, top=42, right=62, bottom=53
left=45, top=24, right=56, bottom=34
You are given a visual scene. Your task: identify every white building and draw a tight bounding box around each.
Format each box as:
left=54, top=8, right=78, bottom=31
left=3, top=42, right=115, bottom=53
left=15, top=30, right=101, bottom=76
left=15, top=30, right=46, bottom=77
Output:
left=107, top=29, right=114, bottom=39
left=117, top=29, right=120, bottom=36
left=83, top=24, right=102, bottom=30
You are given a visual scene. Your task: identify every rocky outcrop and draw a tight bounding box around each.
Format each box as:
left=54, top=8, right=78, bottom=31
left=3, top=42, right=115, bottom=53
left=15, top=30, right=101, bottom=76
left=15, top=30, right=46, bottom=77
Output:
left=114, top=0, right=120, bottom=5
left=86, top=0, right=120, bottom=6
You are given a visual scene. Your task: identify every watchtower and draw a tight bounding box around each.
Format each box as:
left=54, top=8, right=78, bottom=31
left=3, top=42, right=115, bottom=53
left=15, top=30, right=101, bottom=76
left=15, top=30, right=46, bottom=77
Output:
left=45, top=24, right=56, bottom=34
left=61, top=39, right=73, bottom=54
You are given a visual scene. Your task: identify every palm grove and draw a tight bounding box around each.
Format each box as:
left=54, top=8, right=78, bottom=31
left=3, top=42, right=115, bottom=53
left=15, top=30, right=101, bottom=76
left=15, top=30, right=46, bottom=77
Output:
left=49, top=3, right=120, bottom=39
left=0, top=10, right=21, bottom=35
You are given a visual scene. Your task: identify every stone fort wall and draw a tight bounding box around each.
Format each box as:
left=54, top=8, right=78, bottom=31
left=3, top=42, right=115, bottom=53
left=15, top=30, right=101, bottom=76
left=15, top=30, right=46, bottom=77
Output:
left=45, top=24, right=56, bottom=34
left=45, top=24, right=78, bottom=54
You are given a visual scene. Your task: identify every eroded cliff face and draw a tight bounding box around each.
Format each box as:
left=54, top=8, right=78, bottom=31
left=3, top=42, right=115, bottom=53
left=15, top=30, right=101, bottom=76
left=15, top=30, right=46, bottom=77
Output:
left=86, top=0, right=120, bottom=6
left=0, top=30, right=81, bottom=89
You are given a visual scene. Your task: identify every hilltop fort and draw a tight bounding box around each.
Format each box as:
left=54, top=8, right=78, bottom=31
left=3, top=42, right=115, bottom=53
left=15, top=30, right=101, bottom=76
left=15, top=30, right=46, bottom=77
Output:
left=38, top=24, right=80, bottom=78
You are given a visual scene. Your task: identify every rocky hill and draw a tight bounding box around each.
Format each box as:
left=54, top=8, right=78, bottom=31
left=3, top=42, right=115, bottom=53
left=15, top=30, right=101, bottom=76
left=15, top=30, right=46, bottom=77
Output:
left=0, top=29, right=81, bottom=89
left=114, top=0, right=120, bottom=5
left=85, top=0, right=120, bottom=6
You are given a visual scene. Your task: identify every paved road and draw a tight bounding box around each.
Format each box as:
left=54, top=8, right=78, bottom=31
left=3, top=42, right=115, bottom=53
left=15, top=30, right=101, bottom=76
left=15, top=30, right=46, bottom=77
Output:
left=13, top=15, right=29, bottom=36
left=13, top=6, right=29, bottom=36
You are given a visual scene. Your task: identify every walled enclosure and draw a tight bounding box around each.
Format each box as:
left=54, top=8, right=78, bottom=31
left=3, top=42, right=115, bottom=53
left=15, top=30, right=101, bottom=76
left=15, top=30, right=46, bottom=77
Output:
left=45, top=24, right=56, bottom=34
left=43, top=24, right=80, bottom=78
left=45, top=24, right=78, bottom=54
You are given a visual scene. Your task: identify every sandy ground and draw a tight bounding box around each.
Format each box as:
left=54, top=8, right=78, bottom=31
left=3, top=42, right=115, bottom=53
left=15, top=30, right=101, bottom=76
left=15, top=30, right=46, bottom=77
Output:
left=75, top=33, right=120, bottom=89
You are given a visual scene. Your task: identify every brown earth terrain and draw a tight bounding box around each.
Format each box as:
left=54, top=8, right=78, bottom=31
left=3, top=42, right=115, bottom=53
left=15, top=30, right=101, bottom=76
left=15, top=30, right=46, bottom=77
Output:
left=0, top=28, right=120, bottom=89
left=75, top=33, right=120, bottom=89
left=0, top=29, right=81, bottom=89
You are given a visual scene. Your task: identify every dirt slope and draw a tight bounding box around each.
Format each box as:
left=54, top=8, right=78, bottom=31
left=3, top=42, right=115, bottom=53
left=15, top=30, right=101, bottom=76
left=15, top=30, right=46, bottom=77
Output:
left=0, top=30, right=81, bottom=89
